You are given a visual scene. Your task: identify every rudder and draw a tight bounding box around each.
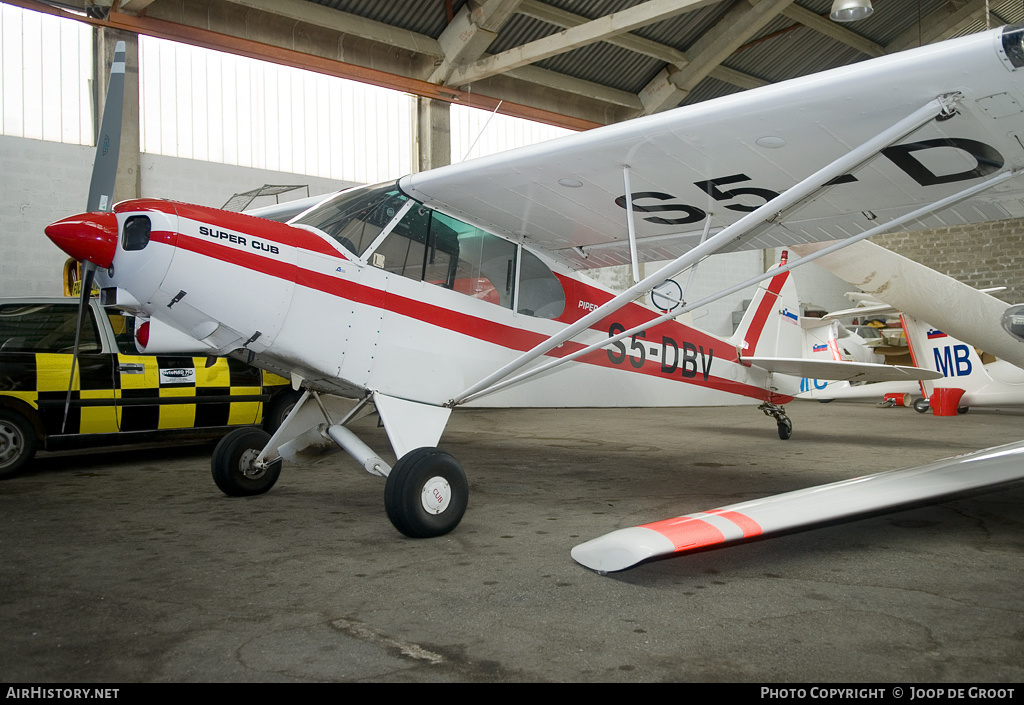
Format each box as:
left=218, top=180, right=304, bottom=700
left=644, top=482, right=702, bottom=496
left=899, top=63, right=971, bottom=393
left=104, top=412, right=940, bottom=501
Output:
left=729, top=252, right=803, bottom=360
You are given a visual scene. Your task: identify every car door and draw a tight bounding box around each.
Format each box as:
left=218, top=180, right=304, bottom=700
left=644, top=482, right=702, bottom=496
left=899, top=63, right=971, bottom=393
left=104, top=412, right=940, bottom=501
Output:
left=106, top=311, right=262, bottom=431
left=0, top=302, right=118, bottom=436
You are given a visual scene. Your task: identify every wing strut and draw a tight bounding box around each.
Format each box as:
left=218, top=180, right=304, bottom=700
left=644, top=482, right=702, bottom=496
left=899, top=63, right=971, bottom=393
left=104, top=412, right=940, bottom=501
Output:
left=622, top=166, right=641, bottom=285
left=447, top=93, right=963, bottom=407
left=456, top=168, right=1017, bottom=402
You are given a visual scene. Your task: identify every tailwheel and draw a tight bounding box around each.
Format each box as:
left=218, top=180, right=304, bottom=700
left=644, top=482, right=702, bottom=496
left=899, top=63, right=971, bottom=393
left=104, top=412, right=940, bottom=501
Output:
left=777, top=417, right=793, bottom=440
left=759, top=402, right=792, bottom=440
left=211, top=427, right=282, bottom=496
left=384, top=447, right=468, bottom=538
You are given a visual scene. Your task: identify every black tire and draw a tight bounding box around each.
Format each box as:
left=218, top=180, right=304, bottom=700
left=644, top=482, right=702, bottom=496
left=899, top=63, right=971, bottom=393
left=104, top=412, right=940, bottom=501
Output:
left=0, top=408, right=38, bottom=479
left=263, top=388, right=303, bottom=434
left=957, top=406, right=970, bottom=414
left=777, top=418, right=793, bottom=440
left=913, top=398, right=930, bottom=414
left=384, top=447, right=468, bottom=538
left=211, top=427, right=281, bottom=496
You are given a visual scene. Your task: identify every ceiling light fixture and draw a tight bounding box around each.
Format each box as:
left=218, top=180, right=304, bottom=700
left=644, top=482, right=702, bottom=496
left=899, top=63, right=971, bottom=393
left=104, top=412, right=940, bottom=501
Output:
left=830, top=0, right=873, bottom=22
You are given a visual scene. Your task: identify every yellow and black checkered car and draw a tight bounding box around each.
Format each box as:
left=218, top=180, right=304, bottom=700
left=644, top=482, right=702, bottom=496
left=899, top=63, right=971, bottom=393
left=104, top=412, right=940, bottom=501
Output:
left=0, top=298, right=294, bottom=478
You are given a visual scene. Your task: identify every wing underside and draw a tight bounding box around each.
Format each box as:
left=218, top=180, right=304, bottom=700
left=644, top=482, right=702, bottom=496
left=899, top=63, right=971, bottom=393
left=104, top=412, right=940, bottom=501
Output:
left=401, top=27, right=1024, bottom=270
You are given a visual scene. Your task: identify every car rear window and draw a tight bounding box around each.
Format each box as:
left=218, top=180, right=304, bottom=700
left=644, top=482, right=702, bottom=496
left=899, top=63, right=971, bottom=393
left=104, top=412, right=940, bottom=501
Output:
left=0, top=304, right=101, bottom=353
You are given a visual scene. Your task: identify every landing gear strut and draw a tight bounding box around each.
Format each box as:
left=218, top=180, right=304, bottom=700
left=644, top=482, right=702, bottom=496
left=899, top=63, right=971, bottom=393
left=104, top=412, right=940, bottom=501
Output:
left=211, top=390, right=467, bottom=538
left=759, top=402, right=792, bottom=440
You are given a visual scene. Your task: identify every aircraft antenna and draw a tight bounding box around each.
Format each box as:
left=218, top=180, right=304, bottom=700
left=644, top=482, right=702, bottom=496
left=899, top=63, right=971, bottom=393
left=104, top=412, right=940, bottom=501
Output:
left=461, top=100, right=503, bottom=162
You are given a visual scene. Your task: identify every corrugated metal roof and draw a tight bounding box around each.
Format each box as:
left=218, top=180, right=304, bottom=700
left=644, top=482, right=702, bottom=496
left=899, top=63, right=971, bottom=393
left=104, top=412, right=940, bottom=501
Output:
left=303, top=0, right=1023, bottom=119
left=312, top=0, right=463, bottom=38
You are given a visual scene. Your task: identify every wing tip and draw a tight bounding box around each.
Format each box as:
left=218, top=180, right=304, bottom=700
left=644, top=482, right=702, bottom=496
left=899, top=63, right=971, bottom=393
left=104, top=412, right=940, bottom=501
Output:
left=571, top=527, right=676, bottom=573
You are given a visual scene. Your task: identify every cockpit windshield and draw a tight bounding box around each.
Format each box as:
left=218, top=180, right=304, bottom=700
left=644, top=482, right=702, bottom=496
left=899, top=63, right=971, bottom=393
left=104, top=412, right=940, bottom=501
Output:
left=291, top=181, right=407, bottom=256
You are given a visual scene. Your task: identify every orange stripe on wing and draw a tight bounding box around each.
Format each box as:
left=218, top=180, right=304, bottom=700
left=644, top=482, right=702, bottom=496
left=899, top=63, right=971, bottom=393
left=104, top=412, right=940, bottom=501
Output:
left=706, top=509, right=763, bottom=538
left=641, top=510, right=764, bottom=552
left=640, top=516, right=726, bottom=551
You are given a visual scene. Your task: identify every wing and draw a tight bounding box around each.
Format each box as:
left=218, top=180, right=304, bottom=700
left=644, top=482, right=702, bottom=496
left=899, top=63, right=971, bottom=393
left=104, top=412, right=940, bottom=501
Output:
left=401, top=26, right=1024, bottom=270
left=572, top=440, right=1024, bottom=573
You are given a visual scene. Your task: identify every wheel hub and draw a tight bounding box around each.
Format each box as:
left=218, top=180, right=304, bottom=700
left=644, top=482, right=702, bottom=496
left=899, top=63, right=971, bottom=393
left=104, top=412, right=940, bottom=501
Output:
left=420, top=476, right=452, bottom=515
left=238, top=448, right=267, bottom=480
left=0, top=423, right=20, bottom=467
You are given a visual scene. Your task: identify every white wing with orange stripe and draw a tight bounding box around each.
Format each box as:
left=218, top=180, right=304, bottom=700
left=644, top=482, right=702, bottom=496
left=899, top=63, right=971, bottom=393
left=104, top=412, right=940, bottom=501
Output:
left=571, top=440, right=1024, bottom=573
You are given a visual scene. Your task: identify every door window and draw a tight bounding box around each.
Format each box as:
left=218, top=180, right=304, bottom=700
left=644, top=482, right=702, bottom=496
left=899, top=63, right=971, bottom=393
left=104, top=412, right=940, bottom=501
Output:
left=517, top=249, right=565, bottom=319
left=0, top=303, right=101, bottom=353
left=371, top=206, right=517, bottom=310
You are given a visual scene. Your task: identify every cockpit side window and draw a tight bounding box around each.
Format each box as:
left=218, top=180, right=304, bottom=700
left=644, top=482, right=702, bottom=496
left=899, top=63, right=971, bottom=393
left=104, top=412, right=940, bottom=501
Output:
left=431, top=212, right=516, bottom=309
left=517, top=248, right=565, bottom=319
left=370, top=204, right=517, bottom=310
left=292, top=182, right=407, bottom=256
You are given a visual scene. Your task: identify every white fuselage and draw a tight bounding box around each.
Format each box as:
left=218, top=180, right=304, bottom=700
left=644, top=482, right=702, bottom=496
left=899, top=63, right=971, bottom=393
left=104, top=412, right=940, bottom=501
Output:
left=98, top=195, right=787, bottom=410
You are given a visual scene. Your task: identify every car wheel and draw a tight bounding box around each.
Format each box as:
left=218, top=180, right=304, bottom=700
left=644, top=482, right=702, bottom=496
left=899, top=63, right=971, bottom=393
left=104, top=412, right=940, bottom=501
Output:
left=263, top=389, right=303, bottom=434
left=0, top=408, right=38, bottom=479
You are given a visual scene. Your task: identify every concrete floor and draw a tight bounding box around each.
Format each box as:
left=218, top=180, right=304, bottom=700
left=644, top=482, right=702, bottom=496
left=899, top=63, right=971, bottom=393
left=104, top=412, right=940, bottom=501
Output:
left=1, top=401, right=1022, bottom=683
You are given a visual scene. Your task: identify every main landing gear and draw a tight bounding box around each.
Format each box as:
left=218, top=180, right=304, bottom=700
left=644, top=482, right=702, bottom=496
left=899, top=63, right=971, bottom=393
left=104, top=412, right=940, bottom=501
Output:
left=385, top=447, right=468, bottom=538
left=759, top=402, right=793, bottom=440
left=210, top=391, right=467, bottom=538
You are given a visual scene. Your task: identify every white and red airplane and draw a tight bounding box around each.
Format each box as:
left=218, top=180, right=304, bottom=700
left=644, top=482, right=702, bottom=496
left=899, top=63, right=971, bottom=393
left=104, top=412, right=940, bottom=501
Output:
left=43, top=26, right=1024, bottom=568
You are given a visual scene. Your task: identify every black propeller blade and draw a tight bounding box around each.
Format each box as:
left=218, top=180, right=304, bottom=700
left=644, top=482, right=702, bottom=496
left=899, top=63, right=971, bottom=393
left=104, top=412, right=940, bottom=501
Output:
left=87, top=41, right=126, bottom=214
left=62, top=40, right=127, bottom=433
left=62, top=262, right=96, bottom=433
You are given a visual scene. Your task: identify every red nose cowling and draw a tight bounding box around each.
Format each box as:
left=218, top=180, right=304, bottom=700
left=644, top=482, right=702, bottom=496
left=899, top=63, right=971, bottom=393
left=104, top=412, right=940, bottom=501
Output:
left=45, top=212, right=119, bottom=269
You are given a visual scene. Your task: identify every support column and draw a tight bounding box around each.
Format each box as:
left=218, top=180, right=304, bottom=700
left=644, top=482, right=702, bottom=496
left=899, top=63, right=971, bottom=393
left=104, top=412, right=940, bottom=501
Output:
left=416, top=97, right=451, bottom=172
left=95, top=28, right=141, bottom=202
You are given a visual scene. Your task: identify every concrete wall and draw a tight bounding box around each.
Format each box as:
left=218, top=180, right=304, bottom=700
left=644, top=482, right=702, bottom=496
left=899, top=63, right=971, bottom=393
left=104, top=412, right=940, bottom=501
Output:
left=1, top=136, right=94, bottom=297
left=0, top=135, right=353, bottom=297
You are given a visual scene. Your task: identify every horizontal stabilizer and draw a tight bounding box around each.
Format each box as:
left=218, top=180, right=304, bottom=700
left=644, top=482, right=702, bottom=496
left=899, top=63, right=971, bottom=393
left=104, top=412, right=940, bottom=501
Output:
left=743, top=357, right=942, bottom=382
left=572, top=440, right=1024, bottom=573
left=822, top=303, right=898, bottom=320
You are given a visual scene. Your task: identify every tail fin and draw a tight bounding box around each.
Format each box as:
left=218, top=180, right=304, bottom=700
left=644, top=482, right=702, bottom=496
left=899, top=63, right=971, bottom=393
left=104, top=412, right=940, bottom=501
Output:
left=729, top=252, right=803, bottom=360
left=900, top=314, right=990, bottom=397
left=797, top=320, right=851, bottom=399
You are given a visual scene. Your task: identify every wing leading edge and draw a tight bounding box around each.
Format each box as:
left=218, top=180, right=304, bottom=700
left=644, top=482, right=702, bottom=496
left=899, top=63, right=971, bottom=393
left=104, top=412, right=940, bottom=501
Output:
left=401, top=26, right=1024, bottom=270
